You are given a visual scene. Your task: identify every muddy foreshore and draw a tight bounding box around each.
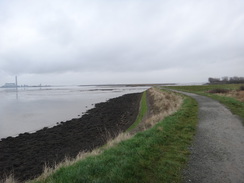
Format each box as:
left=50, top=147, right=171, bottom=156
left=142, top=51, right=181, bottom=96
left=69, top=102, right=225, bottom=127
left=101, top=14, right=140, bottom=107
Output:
left=0, top=93, right=142, bottom=182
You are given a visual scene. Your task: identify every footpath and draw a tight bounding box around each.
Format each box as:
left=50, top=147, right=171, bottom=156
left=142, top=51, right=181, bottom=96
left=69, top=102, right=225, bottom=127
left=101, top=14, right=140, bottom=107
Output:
left=178, top=91, right=244, bottom=183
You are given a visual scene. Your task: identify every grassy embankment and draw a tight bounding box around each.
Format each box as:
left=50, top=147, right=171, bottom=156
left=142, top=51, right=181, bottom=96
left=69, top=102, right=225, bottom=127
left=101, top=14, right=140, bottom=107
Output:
left=165, top=84, right=244, bottom=123
left=126, top=91, right=148, bottom=132
left=28, top=89, right=198, bottom=183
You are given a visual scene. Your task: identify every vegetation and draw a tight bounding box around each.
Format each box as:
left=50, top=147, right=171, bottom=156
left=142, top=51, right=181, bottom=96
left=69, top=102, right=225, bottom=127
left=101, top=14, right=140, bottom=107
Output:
left=29, top=91, right=198, bottom=183
left=208, top=88, right=229, bottom=94
left=126, top=91, right=147, bottom=132
left=208, top=76, right=244, bottom=84
left=130, top=88, right=183, bottom=133
left=164, top=84, right=244, bottom=123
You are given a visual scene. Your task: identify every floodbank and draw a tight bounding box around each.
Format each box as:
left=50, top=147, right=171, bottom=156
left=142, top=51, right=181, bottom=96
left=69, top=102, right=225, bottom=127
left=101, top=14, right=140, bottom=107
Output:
left=0, top=93, right=142, bottom=182
left=30, top=89, right=197, bottom=183
left=2, top=88, right=198, bottom=183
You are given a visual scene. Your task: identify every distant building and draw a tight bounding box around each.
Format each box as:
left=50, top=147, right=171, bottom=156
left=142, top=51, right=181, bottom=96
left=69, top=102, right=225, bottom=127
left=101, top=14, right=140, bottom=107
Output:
left=2, top=83, right=16, bottom=88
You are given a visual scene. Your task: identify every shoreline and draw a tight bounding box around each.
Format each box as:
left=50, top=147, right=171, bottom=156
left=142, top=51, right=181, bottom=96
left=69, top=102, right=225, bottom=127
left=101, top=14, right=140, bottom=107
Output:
left=0, top=92, right=142, bottom=182
left=0, top=85, right=148, bottom=139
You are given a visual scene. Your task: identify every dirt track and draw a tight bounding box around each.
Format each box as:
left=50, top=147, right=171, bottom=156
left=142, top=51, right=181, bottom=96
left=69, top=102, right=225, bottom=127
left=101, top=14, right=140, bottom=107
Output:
left=0, top=93, right=141, bottom=182
left=179, top=92, right=244, bottom=183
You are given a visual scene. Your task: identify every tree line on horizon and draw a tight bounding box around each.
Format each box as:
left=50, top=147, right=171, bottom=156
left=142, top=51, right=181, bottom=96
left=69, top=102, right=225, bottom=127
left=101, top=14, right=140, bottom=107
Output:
left=208, top=76, right=244, bottom=84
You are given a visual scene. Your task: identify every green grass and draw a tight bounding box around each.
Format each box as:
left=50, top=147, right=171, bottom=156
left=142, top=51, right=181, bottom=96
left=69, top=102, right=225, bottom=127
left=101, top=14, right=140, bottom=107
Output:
left=126, top=91, right=147, bottom=132
left=165, top=84, right=242, bottom=93
left=165, top=84, right=244, bottom=123
left=32, top=93, right=198, bottom=183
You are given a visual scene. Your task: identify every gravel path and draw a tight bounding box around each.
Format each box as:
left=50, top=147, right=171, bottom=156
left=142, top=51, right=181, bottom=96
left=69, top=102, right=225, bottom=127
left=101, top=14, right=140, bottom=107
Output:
left=177, top=91, right=244, bottom=183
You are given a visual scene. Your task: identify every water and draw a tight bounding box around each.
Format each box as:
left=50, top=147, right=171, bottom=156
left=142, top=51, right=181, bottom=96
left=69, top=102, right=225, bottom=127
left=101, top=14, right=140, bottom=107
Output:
left=0, top=85, right=148, bottom=139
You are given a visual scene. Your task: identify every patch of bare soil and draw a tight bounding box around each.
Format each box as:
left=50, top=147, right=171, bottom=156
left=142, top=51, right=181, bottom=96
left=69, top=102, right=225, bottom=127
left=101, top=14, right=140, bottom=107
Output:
left=0, top=93, right=141, bottom=182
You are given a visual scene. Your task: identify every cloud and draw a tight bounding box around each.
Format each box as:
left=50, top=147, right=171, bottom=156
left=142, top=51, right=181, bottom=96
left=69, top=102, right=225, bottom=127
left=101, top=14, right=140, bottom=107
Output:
left=0, top=0, right=244, bottom=85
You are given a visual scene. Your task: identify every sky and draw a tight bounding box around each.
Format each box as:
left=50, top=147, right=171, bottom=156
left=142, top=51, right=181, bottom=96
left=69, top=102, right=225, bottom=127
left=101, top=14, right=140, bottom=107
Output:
left=0, top=0, right=243, bottom=86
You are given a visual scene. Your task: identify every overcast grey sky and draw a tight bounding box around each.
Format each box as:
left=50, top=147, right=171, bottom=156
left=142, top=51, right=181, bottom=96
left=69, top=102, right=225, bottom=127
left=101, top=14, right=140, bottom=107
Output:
left=0, top=0, right=243, bottom=85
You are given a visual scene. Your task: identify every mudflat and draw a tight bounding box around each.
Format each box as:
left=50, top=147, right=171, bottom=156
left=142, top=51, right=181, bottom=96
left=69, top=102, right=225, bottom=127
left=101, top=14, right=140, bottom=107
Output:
left=0, top=93, right=141, bottom=182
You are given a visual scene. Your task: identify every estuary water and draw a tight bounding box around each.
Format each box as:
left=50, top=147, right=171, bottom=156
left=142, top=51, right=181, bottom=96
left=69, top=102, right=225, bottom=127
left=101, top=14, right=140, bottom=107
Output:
left=0, top=85, right=148, bottom=139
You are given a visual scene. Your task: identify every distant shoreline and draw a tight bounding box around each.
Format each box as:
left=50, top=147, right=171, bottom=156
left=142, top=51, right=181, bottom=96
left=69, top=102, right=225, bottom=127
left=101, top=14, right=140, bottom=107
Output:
left=0, top=83, right=176, bottom=88
left=79, top=83, right=177, bottom=87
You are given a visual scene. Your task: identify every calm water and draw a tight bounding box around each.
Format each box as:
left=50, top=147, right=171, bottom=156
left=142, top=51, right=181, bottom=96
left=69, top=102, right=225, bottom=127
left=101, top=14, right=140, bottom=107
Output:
left=0, top=86, right=148, bottom=139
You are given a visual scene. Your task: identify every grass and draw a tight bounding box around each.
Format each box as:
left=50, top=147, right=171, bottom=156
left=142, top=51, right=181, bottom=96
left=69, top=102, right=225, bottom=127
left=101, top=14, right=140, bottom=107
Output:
left=126, top=91, right=147, bottom=132
left=130, top=88, right=183, bottom=133
left=4, top=91, right=149, bottom=183
left=30, top=91, right=198, bottom=183
left=164, top=84, right=242, bottom=93
left=164, top=84, right=244, bottom=123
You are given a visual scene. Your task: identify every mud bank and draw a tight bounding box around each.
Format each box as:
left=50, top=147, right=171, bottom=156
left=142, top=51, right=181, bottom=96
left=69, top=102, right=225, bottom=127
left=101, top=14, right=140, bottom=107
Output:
left=0, top=93, right=142, bottom=182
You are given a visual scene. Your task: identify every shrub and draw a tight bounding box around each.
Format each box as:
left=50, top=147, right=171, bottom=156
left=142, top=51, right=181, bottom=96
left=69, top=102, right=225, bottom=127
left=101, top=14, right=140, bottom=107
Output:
left=208, top=88, right=229, bottom=94
left=240, top=86, right=244, bottom=91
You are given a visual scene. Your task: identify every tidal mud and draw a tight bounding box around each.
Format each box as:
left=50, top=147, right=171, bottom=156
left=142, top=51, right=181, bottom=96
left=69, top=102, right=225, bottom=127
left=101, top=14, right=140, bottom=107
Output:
left=0, top=93, right=142, bottom=182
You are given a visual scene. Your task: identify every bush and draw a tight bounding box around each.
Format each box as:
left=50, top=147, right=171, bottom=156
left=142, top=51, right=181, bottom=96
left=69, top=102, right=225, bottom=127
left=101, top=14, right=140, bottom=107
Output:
left=240, top=86, right=244, bottom=91
left=208, top=88, right=229, bottom=94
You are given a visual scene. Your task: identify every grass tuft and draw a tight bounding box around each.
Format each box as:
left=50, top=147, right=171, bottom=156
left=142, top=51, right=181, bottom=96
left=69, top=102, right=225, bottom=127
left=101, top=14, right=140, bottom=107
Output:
left=3, top=175, right=17, bottom=183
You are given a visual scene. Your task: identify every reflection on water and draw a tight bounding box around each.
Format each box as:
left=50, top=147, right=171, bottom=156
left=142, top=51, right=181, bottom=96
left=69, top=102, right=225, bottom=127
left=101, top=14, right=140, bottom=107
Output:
left=15, top=87, right=19, bottom=100
left=0, top=86, right=148, bottom=139
left=16, top=89, right=18, bottom=100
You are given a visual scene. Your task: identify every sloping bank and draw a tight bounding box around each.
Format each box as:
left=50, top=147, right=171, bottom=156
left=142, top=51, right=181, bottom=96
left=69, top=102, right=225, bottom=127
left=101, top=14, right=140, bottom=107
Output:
left=3, top=88, right=198, bottom=183
left=29, top=88, right=197, bottom=183
left=1, top=93, right=142, bottom=182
